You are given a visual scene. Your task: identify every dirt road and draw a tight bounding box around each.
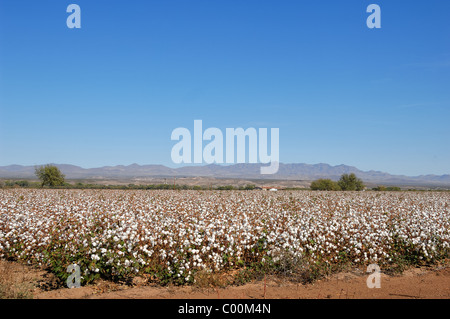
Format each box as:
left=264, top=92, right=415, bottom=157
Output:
left=30, top=265, right=450, bottom=299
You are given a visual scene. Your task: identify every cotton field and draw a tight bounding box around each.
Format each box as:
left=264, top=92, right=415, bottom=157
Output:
left=0, top=189, right=449, bottom=285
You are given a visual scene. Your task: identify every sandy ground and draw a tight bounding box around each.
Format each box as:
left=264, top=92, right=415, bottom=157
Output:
left=2, top=260, right=448, bottom=299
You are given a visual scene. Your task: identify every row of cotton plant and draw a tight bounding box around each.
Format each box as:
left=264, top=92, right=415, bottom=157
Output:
left=0, top=189, right=449, bottom=285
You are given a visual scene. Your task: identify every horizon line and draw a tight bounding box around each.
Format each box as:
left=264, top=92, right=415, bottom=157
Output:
left=0, top=162, right=448, bottom=178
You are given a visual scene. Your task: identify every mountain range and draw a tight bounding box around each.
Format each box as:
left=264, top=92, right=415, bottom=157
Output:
left=0, top=163, right=449, bottom=187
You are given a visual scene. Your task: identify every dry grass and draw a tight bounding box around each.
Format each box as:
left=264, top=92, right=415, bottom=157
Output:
left=91, top=279, right=122, bottom=294
left=0, top=260, right=34, bottom=299
left=193, top=269, right=232, bottom=289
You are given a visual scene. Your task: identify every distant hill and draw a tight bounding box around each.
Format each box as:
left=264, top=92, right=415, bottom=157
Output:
left=0, top=163, right=449, bottom=187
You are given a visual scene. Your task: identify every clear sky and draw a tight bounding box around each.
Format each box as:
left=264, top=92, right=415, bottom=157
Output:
left=0, top=0, right=449, bottom=176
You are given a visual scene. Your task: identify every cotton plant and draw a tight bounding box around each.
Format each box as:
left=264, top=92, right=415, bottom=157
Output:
left=0, top=189, right=448, bottom=285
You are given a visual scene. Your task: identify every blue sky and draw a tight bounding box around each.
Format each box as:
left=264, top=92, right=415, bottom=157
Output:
left=0, top=0, right=449, bottom=176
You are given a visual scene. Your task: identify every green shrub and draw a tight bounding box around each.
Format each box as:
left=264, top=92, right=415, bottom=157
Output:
left=338, top=173, right=365, bottom=191
left=310, top=179, right=341, bottom=191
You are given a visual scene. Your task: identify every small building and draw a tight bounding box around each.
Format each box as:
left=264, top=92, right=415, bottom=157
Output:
left=260, top=186, right=284, bottom=191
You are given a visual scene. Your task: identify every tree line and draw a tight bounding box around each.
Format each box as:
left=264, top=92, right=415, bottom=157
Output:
left=0, top=165, right=257, bottom=191
left=309, top=173, right=407, bottom=191
left=0, top=165, right=425, bottom=192
left=310, top=173, right=365, bottom=191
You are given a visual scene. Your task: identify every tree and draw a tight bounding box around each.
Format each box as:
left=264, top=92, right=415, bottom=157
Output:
left=338, top=173, right=365, bottom=191
left=310, top=179, right=341, bottom=191
left=35, top=165, right=65, bottom=187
